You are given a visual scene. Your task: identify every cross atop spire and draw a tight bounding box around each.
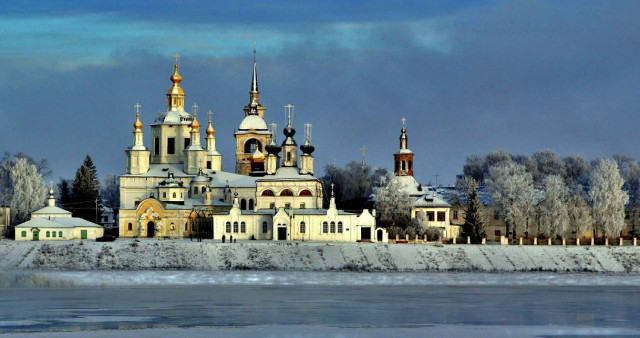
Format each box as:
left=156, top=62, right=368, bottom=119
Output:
left=207, top=110, right=213, bottom=121
left=192, top=103, right=198, bottom=115
left=304, top=123, right=312, bottom=142
left=361, top=145, right=367, bottom=167
left=401, top=117, right=406, bottom=130
left=134, top=103, right=141, bottom=115
left=173, top=53, right=180, bottom=65
left=285, top=104, right=294, bottom=126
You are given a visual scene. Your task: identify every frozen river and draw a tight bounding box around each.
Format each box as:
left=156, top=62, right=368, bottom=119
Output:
left=1, top=271, right=640, bottom=337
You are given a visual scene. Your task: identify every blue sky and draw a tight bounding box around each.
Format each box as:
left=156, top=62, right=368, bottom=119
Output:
left=1, top=1, right=639, bottom=186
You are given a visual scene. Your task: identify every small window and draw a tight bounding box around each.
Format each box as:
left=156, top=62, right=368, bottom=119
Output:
left=233, top=222, right=239, bottom=233
left=401, top=161, right=406, bottom=171
left=59, top=231, right=62, bottom=237
left=46, top=231, right=50, bottom=237
left=330, top=222, right=336, bottom=233
left=453, top=210, right=458, bottom=220
left=427, top=211, right=435, bottom=222
left=395, top=160, right=399, bottom=172
left=167, top=138, right=175, bottom=154
left=300, top=221, right=306, bottom=234
left=437, top=212, right=445, bottom=222
left=261, top=189, right=274, bottom=196
left=494, top=210, right=500, bottom=220
left=338, top=222, right=343, bottom=233
left=323, top=222, right=328, bottom=233
left=207, top=161, right=212, bottom=169
left=184, top=137, right=191, bottom=149
left=269, top=203, right=275, bottom=209
left=248, top=199, right=254, bottom=210
left=193, top=187, right=198, bottom=195
left=241, top=222, right=246, bottom=233
left=226, top=222, right=231, bottom=233
left=21, top=231, right=26, bottom=238
left=300, top=203, right=305, bottom=209
left=185, top=222, right=188, bottom=231
left=128, top=222, right=132, bottom=231
left=52, top=231, right=56, bottom=238
left=163, top=192, right=167, bottom=198
left=409, top=161, right=413, bottom=170
left=173, top=192, right=176, bottom=198
left=262, top=222, right=268, bottom=233
left=201, top=187, right=206, bottom=194
left=285, top=203, right=291, bottom=209
left=241, top=199, right=247, bottom=210
left=154, top=137, right=160, bottom=155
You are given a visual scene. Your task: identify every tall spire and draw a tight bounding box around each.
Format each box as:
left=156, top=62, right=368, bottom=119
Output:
left=249, top=45, right=260, bottom=112
left=400, top=117, right=408, bottom=150
left=394, top=117, right=414, bottom=177
left=166, top=53, right=185, bottom=112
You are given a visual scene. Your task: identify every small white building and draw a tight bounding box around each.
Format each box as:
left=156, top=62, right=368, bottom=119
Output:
left=15, top=190, right=104, bottom=241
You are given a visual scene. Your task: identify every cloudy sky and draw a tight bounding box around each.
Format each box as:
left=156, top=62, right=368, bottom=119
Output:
left=1, top=1, right=639, bottom=186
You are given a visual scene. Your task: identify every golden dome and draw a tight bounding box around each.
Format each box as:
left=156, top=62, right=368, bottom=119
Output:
left=206, top=119, right=215, bottom=136
left=167, top=64, right=184, bottom=95
left=191, top=113, right=200, bottom=130
left=134, top=113, right=143, bottom=131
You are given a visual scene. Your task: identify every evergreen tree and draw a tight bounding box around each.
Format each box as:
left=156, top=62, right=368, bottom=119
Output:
left=58, top=178, right=72, bottom=209
left=70, top=155, right=102, bottom=222
left=462, top=178, right=485, bottom=244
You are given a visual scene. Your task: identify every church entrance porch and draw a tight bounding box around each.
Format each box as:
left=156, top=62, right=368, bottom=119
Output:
left=147, top=221, right=155, bottom=238
left=32, top=230, right=39, bottom=241
left=277, top=227, right=287, bottom=241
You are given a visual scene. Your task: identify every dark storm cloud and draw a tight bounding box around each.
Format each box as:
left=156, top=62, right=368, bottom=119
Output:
left=1, top=1, right=639, bottom=186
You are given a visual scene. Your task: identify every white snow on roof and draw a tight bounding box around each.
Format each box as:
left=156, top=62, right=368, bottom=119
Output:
left=53, top=217, right=102, bottom=228
left=257, top=167, right=318, bottom=182
left=414, top=194, right=451, bottom=208
left=15, top=217, right=101, bottom=229
left=395, top=149, right=413, bottom=154
left=32, top=206, right=71, bottom=216
left=396, top=175, right=424, bottom=196
left=238, top=115, right=267, bottom=130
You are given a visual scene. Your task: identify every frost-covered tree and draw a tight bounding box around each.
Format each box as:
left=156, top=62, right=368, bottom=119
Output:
left=486, top=162, right=534, bottom=239
left=589, top=159, right=628, bottom=240
left=70, top=155, right=102, bottom=222
left=613, top=154, right=640, bottom=236
left=101, top=174, right=120, bottom=210
left=567, top=187, right=593, bottom=239
left=373, top=176, right=412, bottom=228
left=321, top=162, right=388, bottom=210
left=531, top=150, right=566, bottom=186
left=7, top=158, right=47, bottom=224
left=461, top=178, right=485, bottom=243
left=538, top=175, right=570, bottom=238
left=408, top=210, right=428, bottom=237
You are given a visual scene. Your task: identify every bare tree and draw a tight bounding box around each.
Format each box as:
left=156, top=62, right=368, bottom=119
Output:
left=589, top=159, right=628, bottom=240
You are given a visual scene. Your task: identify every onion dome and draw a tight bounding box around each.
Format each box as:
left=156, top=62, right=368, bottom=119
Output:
left=206, top=118, right=215, bottom=136
left=192, top=168, right=209, bottom=183
left=239, top=114, right=268, bottom=130
left=251, top=149, right=265, bottom=162
left=283, top=125, right=295, bottom=138
left=191, top=113, right=200, bottom=130
left=266, top=124, right=280, bottom=155
left=300, top=142, right=315, bottom=155
left=134, top=113, right=143, bottom=130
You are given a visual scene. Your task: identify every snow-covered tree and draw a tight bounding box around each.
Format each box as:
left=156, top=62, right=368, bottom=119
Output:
left=486, top=162, right=534, bottom=239
left=461, top=178, right=485, bottom=243
left=589, top=159, right=628, bottom=240
left=563, top=154, right=590, bottom=187
left=7, top=158, right=47, bottom=224
left=530, top=150, right=566, bottom=185
left=321, top=162, right=388, bottom=210
left=101, top=174, right=120, bottom=209
left=613, top=154, right=640, bottom=236
left=567, top=187, right=593, bottom=239
left=538, top=175, right=570, bottom=238
left=373, top=176, right=412, bottom=228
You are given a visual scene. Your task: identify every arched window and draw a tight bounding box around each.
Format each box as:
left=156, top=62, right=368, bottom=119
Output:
left=323, top=222, right=328, bottom=233
left=163, top=192, right=167, bottom=198
left=280, top=189, right=293, bottom=196
left=401, top=161, right=406, bottom=171
left=244, top=139, right=263, bottom=153
left=299, top=189, right=312, bottom=196
left=409, top=161, right=413, bottom=171
left=261, top=189, right=274, bottom=196
left=193, top=187, right=198, bottom=195
left=330, top=222, right=336, bottom=233
left=262, top=222, right=268, bottom=233
left=241, top=222, right=246, bottom=233
left=185, top=222, right=188, bottom=231
left=300, top=221, right=306, bottom=234
left=226, top=222, right=231, bottom=233
left=338, top=222, right=343, bottom=233
left=173, top=192, right=177, bottom=198
left=52, top=231, right=56, bottom=238
left=201, top=186, right=206, bottom=194
left=248, top=199, right=254, bottom=210
left=287, top=152, right=292, bottom=162
left=240, top=199, right=247, bottom=210
left=58, top=231, right=63, bottom=237
left=233, top=222, right=239, bottom=233
left=128, top=222, right=133, bottom=231
left=395, top=160, right=399, bottom=172
left=46, top=231, right=50, bottom=237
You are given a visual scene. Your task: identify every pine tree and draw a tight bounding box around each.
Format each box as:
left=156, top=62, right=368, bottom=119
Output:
left=462, top=178, right=485, bottom=244
left=70, top=155, right=102, bottom=222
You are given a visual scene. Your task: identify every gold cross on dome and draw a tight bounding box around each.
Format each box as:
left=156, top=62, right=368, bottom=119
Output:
left=173, top=53, right=180, bottom=65
left=134, top=103, right=141, bottom=115
left=192, top=103, right=198, bottom=115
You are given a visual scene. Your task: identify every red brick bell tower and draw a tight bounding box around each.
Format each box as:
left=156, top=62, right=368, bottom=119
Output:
left=394, top=117, right=414, bottom=177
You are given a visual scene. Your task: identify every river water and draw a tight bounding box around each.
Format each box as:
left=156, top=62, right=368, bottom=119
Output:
left=1, top=271, right=639, bottom=337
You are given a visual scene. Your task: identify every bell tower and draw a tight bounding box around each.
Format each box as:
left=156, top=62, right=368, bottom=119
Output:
left=394, top=117, right=414, bottom=177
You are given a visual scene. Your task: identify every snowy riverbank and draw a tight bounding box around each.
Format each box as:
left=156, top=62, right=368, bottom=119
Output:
left=2, top=239, right=640, bottom=273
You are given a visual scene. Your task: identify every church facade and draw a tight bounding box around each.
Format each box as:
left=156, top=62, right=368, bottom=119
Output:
left=118, top=54, right=385, bottom=242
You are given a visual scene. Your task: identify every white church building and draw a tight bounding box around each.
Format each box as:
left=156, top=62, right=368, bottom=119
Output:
left=118, top=54, right=386, bottom=243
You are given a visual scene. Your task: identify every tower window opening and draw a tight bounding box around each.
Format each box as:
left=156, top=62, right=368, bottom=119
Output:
left=184, top=138, right=191, bottom=149
left=409, top=161, right=413, bottom=171
left=248, top=199, right=254, bottom=210
left=167, top=138, right=175, bottom=154
left=401, top=161, right=406, bottom=171
left=154, top=137, right=160, bottom=155
left=241, top=199, right=247, bottom=210
left=244, top=139, right=263, bottom=153
left=207, top=161, right=212, bottom=169
left=395, top=160, right=399, bottom=172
